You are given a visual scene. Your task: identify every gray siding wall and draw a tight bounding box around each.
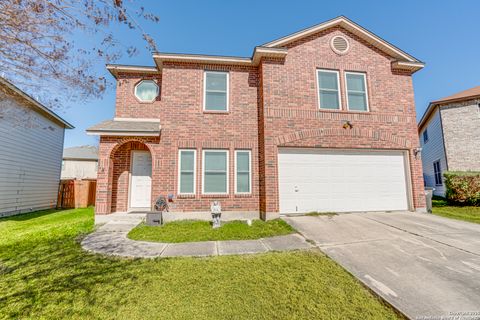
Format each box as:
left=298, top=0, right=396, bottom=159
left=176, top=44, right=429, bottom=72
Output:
left=0, top=92, right=65, bottom=216
left=419, top=109, right=447, bottom=196
left=441, top=100, right=480, bottom=171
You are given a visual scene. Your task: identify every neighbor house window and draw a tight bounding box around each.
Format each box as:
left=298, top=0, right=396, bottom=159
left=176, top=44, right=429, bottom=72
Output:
left=202, top=150, right=228, bottom=194
left=134, top=80, right=159, bottom=102
left=423, top=129, right=429, bottom=144
left=235, top=150, right=251, bottom=194
left=317, top=69, right=341, bottom=110
left=178, top=150, right=196, bottom=194
left=204, top=71, right=228, bottom=111
left=62, top=161, right=65, bottom=171
left=345, top=72, right=369, bottom=111
left=433, top=160, right=442, bottom=186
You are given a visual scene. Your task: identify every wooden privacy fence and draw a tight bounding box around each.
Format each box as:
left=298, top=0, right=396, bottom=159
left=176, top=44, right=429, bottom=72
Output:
left=58, top=179, right=96, bottom=209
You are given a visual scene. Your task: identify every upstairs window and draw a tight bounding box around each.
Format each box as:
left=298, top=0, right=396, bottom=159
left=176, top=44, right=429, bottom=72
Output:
left=204, top=71, right=228, bottom=111
left=317, top=70, right=341, bottom=110
left=423, top=129, right=429, bottom=144
left=433, top=160, right=442, bottom=186
left=135, top=80, right=159, bottom=102
left=345, top=72, right=369, bottom=111
left=203, top=150, right=229, bottom=194
left=178, top=150, right=196, bottom=194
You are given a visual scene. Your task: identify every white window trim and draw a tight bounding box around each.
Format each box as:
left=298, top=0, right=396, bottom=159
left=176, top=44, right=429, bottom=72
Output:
left=203, top=71, right=229, bottom=112
left=316, top=69, right=342, bottom=110
left=134, top=80, right=159, bottom=103
left=178, top=149, right=197, bottom=195
left=345, top=71, right=369, bottom=112
left=234, top=150, right=252, bottom=194
left=202, top=149, right=229, bottom=195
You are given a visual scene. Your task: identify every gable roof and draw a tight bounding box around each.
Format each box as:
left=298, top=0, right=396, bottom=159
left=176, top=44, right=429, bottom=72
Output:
left=0, top=77, right=74, bottom=129
left=431, top=85, right=480, bottom=105
left=108, top=16, right=424, bottom=78
left=262, top=16, right=423, bottom=66
left=63, top=145, right=98, bottom=160
left=418, top=85, right=480, bottom=131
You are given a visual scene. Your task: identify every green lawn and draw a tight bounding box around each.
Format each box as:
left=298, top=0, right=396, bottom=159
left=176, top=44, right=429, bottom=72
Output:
left=432, top=197, right=480, bottom=224
left=0, top=208, right=401, bottom=319
left=128, top=219, right=294, bottom=243
left=304, top=211, right=338, bottom=217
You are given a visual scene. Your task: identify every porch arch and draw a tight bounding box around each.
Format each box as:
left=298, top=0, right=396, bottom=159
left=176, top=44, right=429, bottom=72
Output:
left=109, top=140, right=153, bottom=213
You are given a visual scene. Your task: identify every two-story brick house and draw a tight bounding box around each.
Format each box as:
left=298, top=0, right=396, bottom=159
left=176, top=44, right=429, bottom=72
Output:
left=87, top=16, right=426, bottom=219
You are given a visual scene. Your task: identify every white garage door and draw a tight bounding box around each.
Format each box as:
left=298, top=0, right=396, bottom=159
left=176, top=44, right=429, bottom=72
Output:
left=278, top=149, right=409, bottom=213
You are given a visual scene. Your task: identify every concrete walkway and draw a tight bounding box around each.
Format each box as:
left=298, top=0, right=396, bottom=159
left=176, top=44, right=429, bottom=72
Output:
left=284, top=212, right=480, bottom=319
left=81, top=215, right=312, bottom=258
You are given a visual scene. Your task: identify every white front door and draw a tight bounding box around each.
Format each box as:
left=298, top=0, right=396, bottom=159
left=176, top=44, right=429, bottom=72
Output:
left=278, top=149, right=409, bottom=213
left=130, top=151, right=152, bottom=209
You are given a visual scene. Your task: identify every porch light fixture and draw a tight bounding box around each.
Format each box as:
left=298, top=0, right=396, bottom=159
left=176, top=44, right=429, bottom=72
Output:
left=414, top=147, right=422, bottom=159
left=342, top=121, right=353, bottom=129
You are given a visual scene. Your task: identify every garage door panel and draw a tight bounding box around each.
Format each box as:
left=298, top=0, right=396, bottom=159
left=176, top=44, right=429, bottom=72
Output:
left=278, top=149, right=409, bottom=213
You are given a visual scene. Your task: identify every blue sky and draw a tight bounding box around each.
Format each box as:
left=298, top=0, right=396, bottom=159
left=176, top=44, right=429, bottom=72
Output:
left=62, top=0, right=480, bottom=147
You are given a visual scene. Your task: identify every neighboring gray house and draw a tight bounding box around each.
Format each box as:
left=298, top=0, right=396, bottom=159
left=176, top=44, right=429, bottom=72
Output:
left=62, top=145, right=98, bottom=180
left=418, top=86, right=480, bottom=196
left=0, top=77, right=74, bottom=217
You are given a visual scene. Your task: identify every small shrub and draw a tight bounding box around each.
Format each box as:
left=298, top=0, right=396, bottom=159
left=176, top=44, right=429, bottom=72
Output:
left=444, top=171, right=480, bottom=206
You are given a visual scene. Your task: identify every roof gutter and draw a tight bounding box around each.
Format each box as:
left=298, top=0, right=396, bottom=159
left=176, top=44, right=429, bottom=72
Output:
left=152, top=47, right=288, bottom=71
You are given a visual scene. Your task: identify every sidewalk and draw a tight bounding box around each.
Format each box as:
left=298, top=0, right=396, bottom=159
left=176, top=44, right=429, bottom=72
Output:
left=81, top=217, right=313, bottom=258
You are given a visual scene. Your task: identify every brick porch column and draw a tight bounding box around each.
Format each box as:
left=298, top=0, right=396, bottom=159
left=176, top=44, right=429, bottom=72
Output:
left=95, top=140, right=115, bottom=215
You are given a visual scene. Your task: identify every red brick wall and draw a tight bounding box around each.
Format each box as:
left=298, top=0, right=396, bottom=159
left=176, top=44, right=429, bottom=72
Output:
left=96, top=64, right=260, bottom=214
left=258, top=27, right=425, bottom=214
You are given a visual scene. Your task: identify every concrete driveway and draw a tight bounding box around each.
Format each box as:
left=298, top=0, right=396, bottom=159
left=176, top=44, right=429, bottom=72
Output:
left=284, top=212, right=480, bottom=319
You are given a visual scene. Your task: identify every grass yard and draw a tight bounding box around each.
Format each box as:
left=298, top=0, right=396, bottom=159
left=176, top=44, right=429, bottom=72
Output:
left=304, top=211, right=338, bottom=217
left=128, top=219, right=294, bottom=243
left=432, top=197, right=480, bottom=224
left=0, top=208, right=402, bottom=319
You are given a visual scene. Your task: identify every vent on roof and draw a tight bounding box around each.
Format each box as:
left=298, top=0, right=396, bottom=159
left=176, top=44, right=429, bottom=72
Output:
left=330, top=36, right=349, bottom=54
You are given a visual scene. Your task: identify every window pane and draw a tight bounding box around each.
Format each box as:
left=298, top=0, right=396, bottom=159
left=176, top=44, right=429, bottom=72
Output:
left=318, top=72, right=338, bottom=90
left=237, top=172, right=250, bottom=193
left=206, top=73, right=227, bottom=91
left=180, top=151, right=194, bottom=171
left=205, top=92, right=227, bottom=110
left=236, top=152, right=250, bottom=172
left=136, top=81, right=158, bottom=101
left=205, top=152, right=227, bottom=171
left=346, top=74, right=365, bottom=92
left=348, top=92, right=367, bottom=111
left=320, top=91, right=340, bottom=109
left=180, top=172, right=194, bottom=193
left=204, top=172, right=227, bottom=193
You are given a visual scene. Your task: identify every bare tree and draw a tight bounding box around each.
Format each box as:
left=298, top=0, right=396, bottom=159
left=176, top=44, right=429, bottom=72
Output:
left=0, top=0, right=159, bottom=109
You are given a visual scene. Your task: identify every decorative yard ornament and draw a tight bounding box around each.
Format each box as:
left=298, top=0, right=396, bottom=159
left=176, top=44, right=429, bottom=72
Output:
left=154, top=196, right=169, bottom=212
left=146, top=196, right=169, bottom=226
left=211, top=201, right=222, bottom=228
